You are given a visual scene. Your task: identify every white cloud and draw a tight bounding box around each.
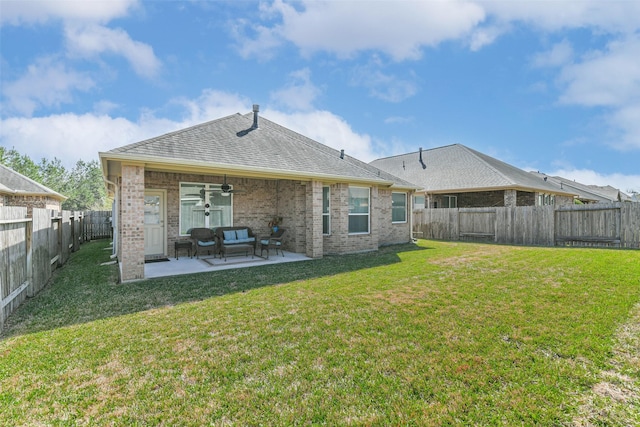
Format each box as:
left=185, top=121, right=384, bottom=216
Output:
left=607, top=104, right=640, bottom=151
left=469, top=24, right=508, bottom=51
left=0, top=90, right=253, bottom=167
left=269, top=68, right=322, bottom=111
left=1, top=114, right=145, bottom=166
left=0, top=0, right=138, bottom=26
left=236, top=0, right=485, bottom=61
left=531, top=39, right=574, bottom=68
left=65, top=24, right=161, bottom=78
left=548, top=167, right=640, bottom=194
left=263, top=109, right=376, bottom=162
left=171, top=89, right=252, bottom=125
left=556, top=34, right=640, bottom=150
left=558, top=35, right=640, bottom=108
left=479, top=0, right=640, bottom=34
left=2, top=56, right=95, bottom=116
left=351, top=61, right=419, bottom=103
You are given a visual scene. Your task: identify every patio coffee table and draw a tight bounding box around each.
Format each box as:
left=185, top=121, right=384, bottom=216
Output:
left=221, top=244, right=253, bottom=261
left=174, top=240, right=193, bottom=259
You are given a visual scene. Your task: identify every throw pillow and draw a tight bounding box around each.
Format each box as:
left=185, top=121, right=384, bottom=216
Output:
left=223, top=230, right=237, bottom=240
left=236, top=228, right=249, bottom=239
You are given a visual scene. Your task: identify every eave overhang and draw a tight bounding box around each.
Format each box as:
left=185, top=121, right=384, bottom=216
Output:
left=99, top=152, right=405, bottom=189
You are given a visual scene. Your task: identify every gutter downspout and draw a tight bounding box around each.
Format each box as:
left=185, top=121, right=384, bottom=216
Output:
left=103, top=177, right=118, bottom=260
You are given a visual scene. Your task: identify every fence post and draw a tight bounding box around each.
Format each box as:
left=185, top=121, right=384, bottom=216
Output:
left=25, top=220, right=34, bottom=297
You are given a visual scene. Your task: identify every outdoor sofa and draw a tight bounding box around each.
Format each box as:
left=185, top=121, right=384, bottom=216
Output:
left=214, top=226, right=257, bottom=261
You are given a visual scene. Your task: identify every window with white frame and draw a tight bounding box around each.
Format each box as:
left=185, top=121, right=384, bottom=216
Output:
left=443, top=195, right=457, bottom=208
left=538, top=193, right=555, bottom=206
left=414, top=195, right=425, bottom=209
left=322, top=186, right=330, bottom=235
left=348, top=186, right=370, bottom=234
left=179, top=182, right=233, bottom=235
left=392, top=192, right=407, bottom=223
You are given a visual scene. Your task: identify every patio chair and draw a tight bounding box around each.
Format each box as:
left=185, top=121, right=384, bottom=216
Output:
left=260, top=228, right=286, bottom=259
left=189, top=227, right=217, bottom=258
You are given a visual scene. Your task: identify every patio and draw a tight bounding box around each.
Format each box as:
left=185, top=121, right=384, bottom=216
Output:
left=144, top=250, right=311, bottom=279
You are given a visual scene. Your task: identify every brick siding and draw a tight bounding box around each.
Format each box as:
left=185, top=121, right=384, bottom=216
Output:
left=119, top=164, right=145, bottom=281
left=118, top=170, right=412, bottom=279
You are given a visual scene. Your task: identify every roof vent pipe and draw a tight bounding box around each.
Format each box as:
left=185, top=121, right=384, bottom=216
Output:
left=340, top=149, right=344, bottom=159
left=252, top=104, right=259, bottom=129
left=419, top=147, right=427, bottom=170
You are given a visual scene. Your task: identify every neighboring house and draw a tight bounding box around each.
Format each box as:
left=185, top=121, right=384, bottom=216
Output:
left=99, top=106, right=418, bottom=282
left=530, top=172, right=633, bottom=204
left=370, top=144, right=577, bottom=209
left=0, top=163, right=66, bottom=214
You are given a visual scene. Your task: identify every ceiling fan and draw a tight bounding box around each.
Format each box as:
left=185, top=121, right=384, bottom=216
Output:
left=210, top=175, right=243, bottom=196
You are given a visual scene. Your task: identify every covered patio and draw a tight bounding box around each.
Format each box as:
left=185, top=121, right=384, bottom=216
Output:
left=144, top=250, right=311, bottom=279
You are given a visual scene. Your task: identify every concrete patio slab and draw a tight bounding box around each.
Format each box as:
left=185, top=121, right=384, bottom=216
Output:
left=144, top=251, right=311, bottom=279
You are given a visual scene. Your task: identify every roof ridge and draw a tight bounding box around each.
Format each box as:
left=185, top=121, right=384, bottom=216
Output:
left=460, top=145, right=519, bottom=186
left=254, top=115, right=397, bottom=184
left=109, top=113, right=247, bottom=153
left=371, top=143, right=459, bottom=162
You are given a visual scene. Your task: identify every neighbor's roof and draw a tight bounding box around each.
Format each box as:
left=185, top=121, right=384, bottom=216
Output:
left=0, top=163, right=66, bottom=200
left=370, top=144, right=576, bottom=196
left=100, top=112, right=417, bottom=189
left=530, top=172, right=631, bottom=203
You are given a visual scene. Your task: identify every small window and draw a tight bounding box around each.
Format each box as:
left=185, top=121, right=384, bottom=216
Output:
left=414, top=195, right=425, bottom=209
left=443, top=195, right=457, bottom=208
left=322, top=186, right=330, bottom=235
left=538, top=193, right=555, bottom=206
left=392, top=192, right=407, bottom=223
left=348, top=186, right=370, bottom=234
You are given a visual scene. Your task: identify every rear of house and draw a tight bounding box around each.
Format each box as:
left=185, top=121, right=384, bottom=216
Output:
left=100, top=107, right=417, bottom=281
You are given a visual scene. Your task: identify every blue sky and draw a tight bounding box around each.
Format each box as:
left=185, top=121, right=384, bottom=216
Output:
left=1, top=0, right=639, bottom=193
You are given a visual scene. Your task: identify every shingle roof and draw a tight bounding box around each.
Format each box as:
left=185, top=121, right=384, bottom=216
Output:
left=370, top=144, right=576, bottom=196
left=530, top=172, right=630, bottom=202
left=103, top=112, right=416, bottom=189
left=0, top=163, right=66, bottom=200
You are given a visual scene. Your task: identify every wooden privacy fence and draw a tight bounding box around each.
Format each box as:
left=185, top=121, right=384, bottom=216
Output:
left=1, top=207, right=84, bottom=332
left=82, top=210, right=112, bottom=241
left=414, top=202, right=640, bottom=249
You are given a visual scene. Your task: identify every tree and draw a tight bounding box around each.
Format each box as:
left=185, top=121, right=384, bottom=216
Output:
left=0, top=147, right=110, bottom=211
left=63, top=160, right=109, bottom=211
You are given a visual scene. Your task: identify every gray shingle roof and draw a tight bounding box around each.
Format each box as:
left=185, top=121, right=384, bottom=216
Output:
left=103, top=112, right=416, bottom=188
left=370, top=144, right=576, bottom=195
left=530, top=172, right=630, bottom=202
left=0, top=163, right=66, bottom=199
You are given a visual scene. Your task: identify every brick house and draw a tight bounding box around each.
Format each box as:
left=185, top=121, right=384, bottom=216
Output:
left=371, top=144, right=577, bottom=209
left=0, top=163, right=65, bottom=214
left=99, top=107, right=417, bottom=282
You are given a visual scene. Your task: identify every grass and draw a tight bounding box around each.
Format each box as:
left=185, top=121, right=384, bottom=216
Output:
left=1, top=239, right=639, bottom=426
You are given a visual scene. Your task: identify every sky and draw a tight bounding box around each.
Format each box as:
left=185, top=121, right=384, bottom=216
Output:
left=1, top=0, right=639, bottom=194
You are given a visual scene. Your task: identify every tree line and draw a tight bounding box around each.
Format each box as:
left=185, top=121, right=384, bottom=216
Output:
left=0, top=147, right=110, bottom=211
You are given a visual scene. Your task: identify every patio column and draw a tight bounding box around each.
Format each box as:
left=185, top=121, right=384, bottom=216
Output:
left=305, top=180, right=323, bottom=258
left=120, top=163, right=145, bottom=281
left=504, top=189, right=517, bottom=207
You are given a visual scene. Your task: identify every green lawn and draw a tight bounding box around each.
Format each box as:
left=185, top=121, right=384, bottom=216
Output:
left=1, top=240, right=639, bottom=426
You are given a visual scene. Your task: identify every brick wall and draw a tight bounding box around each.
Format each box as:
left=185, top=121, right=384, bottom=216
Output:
left=138, top=171, right=411, bottom=267
left=2, top=195, right=61, bottom=216
left=145, top=172, right=296, bottom=252
left=377, top=189, right=412, bottom=245
left=120, top=164, right=145, bottom=281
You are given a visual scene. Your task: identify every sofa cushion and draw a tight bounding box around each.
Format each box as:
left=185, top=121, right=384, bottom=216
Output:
left=260, top=239, right=281, bottom=246
left=223, top=230, right=237, bottom=241
left=198, top=240, right=216, bottom=247
left=236, top=228, right=249, bottom=240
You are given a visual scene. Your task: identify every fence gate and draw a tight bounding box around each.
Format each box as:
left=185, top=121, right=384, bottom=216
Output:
left=82, top=210, right=112, bottom=241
